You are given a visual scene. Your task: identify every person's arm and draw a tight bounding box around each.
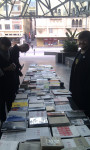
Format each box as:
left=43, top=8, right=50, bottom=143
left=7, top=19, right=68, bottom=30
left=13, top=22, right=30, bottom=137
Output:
left=10, top=45, right=20, bottom=62
left=3, top=63, right=16, bottom=72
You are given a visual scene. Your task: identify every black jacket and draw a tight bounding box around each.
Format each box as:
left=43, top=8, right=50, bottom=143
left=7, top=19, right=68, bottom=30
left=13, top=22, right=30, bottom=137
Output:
left=69, top=49, right=90, bottom=111
left=0, top=49, right=16, bottom=101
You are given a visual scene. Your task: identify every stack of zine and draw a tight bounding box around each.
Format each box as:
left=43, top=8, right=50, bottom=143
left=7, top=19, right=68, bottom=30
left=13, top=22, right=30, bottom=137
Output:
left=1, top=64, right=90, bottom=150
left=1, top=111, right=27, bottom=132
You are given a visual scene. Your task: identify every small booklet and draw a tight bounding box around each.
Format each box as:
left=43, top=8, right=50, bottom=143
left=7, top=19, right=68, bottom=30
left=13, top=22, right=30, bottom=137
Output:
left=18, top=142, right=41, bottom=150
left=1, top=121, right=26, bottom=132
left=40, top=136, right=64, bottom=150
left=52, top=125, right=80, bottom=138
left=0, top=140, right=19, bottom=150
left=48, top=116, right=70, bottom=126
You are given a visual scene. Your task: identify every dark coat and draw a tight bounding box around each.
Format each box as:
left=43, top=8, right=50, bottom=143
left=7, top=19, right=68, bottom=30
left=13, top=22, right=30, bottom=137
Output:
left=10, top=45, right=22, bottom=93
left=69, top=49, right=90, bottom=111
left=0, top=49, right=16, bottom=113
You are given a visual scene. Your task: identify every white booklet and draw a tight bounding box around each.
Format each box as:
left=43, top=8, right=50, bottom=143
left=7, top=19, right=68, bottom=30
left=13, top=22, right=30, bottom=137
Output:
left=1, top=127, right=51, bottom=141
left=1, top=132, right=26, bottom=142
left=0, top=140, right=19, bottom=150
left=76, top=125, right=90, bottom=137
left=25, top=127, right=51, bottom=140
left=62, top=139, right=77, bottom=148
left=18, top=142, right=41, bottom=150
left=55, top=104, right=72, bottom=112
left=85, top=136, right=90, bottom=145
left=52, top=125, right=80, bottom=138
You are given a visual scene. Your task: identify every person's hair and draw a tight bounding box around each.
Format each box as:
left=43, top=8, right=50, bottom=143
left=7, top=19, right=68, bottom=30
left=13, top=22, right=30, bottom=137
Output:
left=23, top=43, right=29, bottom=50
left=0, top=37, right=11, bottom=47
left=78, top=30, right=90, bottom=42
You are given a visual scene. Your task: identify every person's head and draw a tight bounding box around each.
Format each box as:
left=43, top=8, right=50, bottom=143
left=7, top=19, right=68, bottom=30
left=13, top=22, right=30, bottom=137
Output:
left=0, top=37, right=11, bottom=51
left=19, top=43, right=29, bottom=53
left=78, top=30, right=90, bottom=51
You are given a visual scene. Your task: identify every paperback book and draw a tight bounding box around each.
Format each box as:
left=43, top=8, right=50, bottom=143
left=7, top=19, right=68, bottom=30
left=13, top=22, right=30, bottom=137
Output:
left=40, top=136, right=64, bottom=150
left=1, top=121, right=26, bottom=132
left=29, top=117, right=48, bottom=127
left=48, top=116, right=70, bottom=126
left=52, top=125, right=80, bottom=138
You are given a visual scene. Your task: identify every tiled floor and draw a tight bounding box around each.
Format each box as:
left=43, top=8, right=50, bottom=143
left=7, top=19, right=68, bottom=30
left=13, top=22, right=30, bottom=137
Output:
left=20, top=55, right=71, bottom=89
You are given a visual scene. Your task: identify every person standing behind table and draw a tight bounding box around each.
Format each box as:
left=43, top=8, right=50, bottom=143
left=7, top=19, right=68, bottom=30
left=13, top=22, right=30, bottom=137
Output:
left=69, top=30, right=90, bottom=117
left=10, top=43, right=29, bottom=94
left=0, top=37, right=16, bottom=122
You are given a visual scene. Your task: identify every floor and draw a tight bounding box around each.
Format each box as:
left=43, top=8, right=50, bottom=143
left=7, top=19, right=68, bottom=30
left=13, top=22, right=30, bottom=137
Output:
left=20, top=55, right=71, bottom=89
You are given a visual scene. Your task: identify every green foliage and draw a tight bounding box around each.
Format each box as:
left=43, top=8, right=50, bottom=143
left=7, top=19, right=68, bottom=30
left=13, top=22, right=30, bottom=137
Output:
left=63, top=28, right=78, bottom=52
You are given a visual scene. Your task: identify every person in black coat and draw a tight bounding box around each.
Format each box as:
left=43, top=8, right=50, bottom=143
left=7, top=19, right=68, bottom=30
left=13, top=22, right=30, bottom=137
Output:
left=10, top=43, right=29, bottom=94
left=0, top=37, right=16, bottom=122
left=69, top=30, right=90, bottom=117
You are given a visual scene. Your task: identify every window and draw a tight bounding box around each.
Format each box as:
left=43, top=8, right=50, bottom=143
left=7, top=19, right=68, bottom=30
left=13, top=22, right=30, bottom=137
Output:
left=5, top=24, right=10, bottom=30
left=14, top=24, right=20, bottom=29
left=49, top=28, right=53, bottom=33
left=72, top=19, right=82, bottom=27
left=0, top=24, right=2, bottom=29
left=72, top=19, right=75, bottom=27
left=76, top=19, right=78, bottom=27
left=79, top=19, right=82, bottom=27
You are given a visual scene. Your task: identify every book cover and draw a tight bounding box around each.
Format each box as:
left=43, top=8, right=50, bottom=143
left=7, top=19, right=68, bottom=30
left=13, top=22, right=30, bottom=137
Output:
left=6, top=116, right=26, bottom=122
left=61, top=147, right=88, bottom=150
left=70, top=118, right=90, bottom=126
left=1, top=121, right=26, bottom=132
left=1, top=131, right=27, bottom=142
left=46, top=106, right=55, bottom=112
left=66, top=111, right=86, bottom=118
left=8, top=111, right=27, bottom=118
left=16, top=94, right=27, bottom=99
left=76, top=125, right=90, bottom=136
left=55, top=101, right=69, bottom=105
left=62, top=139, right=77, bottom=148
left=12, top=102, right=28, bottom=108
left=74, top=136, right=89, bottom=148
left=47, top=112, right=65, bottom=117
left=18, top=142, right=41, bottom=150
left=29, top=103, right=45, bottom=109
left=0, top=140, right=19, bottom=150
left=29, top=111, right=47, bottom=118
left=29, top=117, right=48, bottom=127
left=85, top=136, right=90, bottom=146
left=54, top=97, right=69, bottom=102
left=48, top=116, right=70, bottom=126
left=11, top=106, right=28, bottom=111
left=52, top=89, right=71, bottom=95
left=55, top=104, right=72, bottom=112
left=40, top=136, right=64, bottom=150
left=41, top=95, right=53, bottom=100
left=52, top=125, right=80, bottom=138
left=25, top=127, right=51, bottom=140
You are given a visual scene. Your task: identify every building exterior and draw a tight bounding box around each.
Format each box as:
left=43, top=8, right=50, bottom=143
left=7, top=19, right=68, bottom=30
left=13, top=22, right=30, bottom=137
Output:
left=36, top=17, right=90, bottom=47
left=0, top=0, right=31, bottom=44
left=36, top=0, right=90, bottom=47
